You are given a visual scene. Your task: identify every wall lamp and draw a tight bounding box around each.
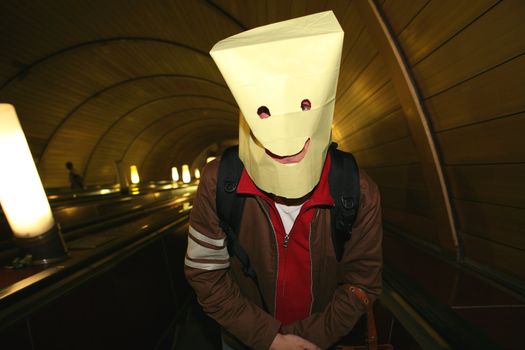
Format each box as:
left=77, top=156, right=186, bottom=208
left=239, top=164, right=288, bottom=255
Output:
left=181, top=164, right=191, bottom=184
left=0, top=104, right=68, bottom=264
left=130, top=165, right=140, bottom=184
left=171, top=166, right=179, bottom=182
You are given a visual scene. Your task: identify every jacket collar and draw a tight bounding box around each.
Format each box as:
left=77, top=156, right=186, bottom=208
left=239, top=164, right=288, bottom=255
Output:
left=237, top=153, right=334, bottom=208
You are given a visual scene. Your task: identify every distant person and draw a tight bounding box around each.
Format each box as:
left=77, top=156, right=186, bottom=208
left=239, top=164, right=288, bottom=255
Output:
left=65, top=161, right=84, bottom=190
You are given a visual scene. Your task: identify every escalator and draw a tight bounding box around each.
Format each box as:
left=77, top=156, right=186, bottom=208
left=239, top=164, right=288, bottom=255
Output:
left=1, top=188, right=521, bottom=349
left=0, top=184, right=198, bottom=349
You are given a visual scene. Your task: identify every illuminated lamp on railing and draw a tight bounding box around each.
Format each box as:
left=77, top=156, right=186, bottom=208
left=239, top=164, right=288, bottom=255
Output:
left=171, top=166, right=179, bottom=182
left=182, top=164, right=191, bottom=184
left=206, top=156, right=216, bottom=163
left=194, top=169, right=201, bottom=180
left=0, top=104, right=68, bottom=264
left=130, top=165, right=140, bottom=184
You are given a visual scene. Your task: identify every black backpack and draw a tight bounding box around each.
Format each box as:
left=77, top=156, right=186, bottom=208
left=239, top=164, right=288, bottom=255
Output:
left=216, top=143, right=360, bottom=284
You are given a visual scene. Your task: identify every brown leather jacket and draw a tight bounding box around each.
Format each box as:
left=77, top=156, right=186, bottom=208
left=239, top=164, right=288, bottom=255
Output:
left=184, top=159, right=382, bottom=350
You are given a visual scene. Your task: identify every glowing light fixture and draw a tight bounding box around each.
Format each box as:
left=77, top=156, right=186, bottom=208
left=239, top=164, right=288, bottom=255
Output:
left=206, top=156, right=216, bottom=163
left=130, top=165, right=140, bottom=184
left=182, top=164, right=191, bottom=184
left=0, top=104, right=68, bottom=264
left=171, top=167, right=179, bottom=182
left=194, top=169, right=201, bottom=179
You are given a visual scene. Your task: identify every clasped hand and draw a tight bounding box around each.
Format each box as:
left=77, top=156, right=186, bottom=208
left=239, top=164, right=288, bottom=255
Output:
left=269, top=333, right=321, bottom=350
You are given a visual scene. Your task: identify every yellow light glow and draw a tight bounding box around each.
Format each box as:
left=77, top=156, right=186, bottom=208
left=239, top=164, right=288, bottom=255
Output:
left=332, top=123, right=342, bottom=143
left=194, top=169, right=201, bottom=179
left=206, top=156, right=216, bottom=163
left=99, top=189, right=111, bottom=195
left=182, top=164, right=191, bottom=184
left=130, top=165, right=140, bottom=184
left=171, top=167, right=179, bottom=182
left=0, top=104, right=55, bottom=238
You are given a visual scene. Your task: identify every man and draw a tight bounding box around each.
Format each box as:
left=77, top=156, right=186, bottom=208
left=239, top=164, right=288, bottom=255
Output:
left=185, top=11, right=382, bottom=350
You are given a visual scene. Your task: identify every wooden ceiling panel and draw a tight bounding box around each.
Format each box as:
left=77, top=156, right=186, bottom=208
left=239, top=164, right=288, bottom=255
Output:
left=337, top=19, right=377, bottom=99
left=380, top=186, right=431, bottom=217
left=461, top=232, right=525, bottom=281
left=426, top=53, right=525, bottom=132
left=172, top=132, right=237, bottom=174
left=85, top=96, right=236, bottom=185
left=165, top=128, right=239, bottom=177
left=124, top=110, right=236, bottom=177
left=383, top=208, right=437, bottom=243
left=141, top=121, right=237, bottom=181
left=352, top=137, right=419, bottom=169
left=397, top=0, right=497, bottom=65
left=438, top=112, right=525, bottom=165
left=339, top=108, right=409, bottom=153
left=124, top=110, right=236, bottom=165
left=381, top=0, right=429, bottom=35
left=338, top=1, right=366, bottom=66
left=366, top=164, right=427, bottom=191
left=1, top=41, right=223, bottom=148
left=412, top=0, right=525, bottom=98
left=0, top=0, right=240, bottom=84
left=447, top=164, right=525, bottom=208
left=335, top=54, right=388, bottom=124
left=5, top=43, right=229, bottom=187
left=50, top=86, right=232, bottom=187
left=335, top=81, right=400, bottom=142
left=456, top=199, right=525, bottom=251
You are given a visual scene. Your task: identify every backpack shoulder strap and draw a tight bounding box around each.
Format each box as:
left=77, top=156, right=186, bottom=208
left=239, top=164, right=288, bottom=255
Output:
left=328, top=142, right=361, bottom=261
left=216, top=146, right=269, bottom=311
left=216, top=145, right=244, bottom=233
left=216, top=146, right=255, bottom=278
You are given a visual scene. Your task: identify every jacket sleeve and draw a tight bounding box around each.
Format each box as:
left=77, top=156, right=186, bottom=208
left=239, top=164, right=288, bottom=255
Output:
left=184, top=160, right=281, bottom=350
left=280, top=170, right=383, bottom=349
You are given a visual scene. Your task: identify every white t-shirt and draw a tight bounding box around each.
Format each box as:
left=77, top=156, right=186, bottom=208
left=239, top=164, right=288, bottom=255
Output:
left=275, top=202, right=304, bottom=234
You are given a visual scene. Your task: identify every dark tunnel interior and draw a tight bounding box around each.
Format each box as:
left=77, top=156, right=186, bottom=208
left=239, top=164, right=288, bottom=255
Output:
left=0, top=1, right=524, bottom=349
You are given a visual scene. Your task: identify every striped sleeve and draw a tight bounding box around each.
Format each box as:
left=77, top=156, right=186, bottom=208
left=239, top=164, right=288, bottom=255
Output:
left=185, top=225, right=230, bottom=270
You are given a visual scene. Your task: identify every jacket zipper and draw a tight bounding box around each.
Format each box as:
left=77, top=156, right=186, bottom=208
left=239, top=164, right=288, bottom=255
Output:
left=256, top=197, right=279, bottom=315
left=283, top=206, right=300, bottom=248
left=278, top=205, right=300, bottom=297
left=283, top=233, right=290, bottom=248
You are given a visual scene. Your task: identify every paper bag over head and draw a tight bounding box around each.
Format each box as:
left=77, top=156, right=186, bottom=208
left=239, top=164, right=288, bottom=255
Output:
left=210, top=11, right=344, bottom=199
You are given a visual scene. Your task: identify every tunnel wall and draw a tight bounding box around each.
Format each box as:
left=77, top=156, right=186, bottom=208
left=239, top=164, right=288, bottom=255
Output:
left=333, top=0, right=525, bottom=284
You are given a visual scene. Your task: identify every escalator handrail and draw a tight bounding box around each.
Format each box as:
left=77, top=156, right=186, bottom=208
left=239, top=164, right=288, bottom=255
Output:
left=382, top=265, right=503, bottom=350
left=0, top=209, right=191, bottom=331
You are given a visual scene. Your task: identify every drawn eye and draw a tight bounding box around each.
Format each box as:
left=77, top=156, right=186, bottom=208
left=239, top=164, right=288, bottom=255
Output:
left=300, top=99, right=311, bottom=111
left=257, top=106, right=271, bottom=119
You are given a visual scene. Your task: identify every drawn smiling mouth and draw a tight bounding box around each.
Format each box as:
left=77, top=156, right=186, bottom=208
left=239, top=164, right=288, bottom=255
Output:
left=265, top=138, right=310, bottom=164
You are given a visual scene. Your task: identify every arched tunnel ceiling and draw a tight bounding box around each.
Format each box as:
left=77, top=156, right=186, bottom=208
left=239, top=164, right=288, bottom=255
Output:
left=0, top=0, right=243, bottom=187
left=0, top=0, right=382, bottom=187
